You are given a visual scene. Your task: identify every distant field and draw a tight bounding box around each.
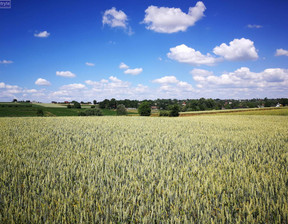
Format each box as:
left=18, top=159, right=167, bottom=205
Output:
left=180, top=107, right=288, bottom=116
left=0, top=103, right=116, bottom=117
left=33, top=103, right=67, bottom=108
left=223, top=107, right=288, bottom=116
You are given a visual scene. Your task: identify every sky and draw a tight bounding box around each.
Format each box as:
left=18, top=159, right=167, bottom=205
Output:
left=0, top=0, right=288, bottom=102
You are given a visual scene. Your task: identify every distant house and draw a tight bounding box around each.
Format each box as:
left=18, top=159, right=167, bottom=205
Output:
left=64, top=101, right=69, bottom=104
left=151, top=106, right=158, bottom=110
left=182, top=102, right=186, bottom=106
left=276, top=103, right=282, bottom=107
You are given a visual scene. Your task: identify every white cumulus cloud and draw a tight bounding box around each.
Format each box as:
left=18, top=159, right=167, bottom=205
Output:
left=143, top=1, right=206, bottom=33
left=152, top=76, right=194, bottom=97
left=34, top=31, right=50, bottom=38
left=35, top=78, right=51, bottom=86
left=213, top=38, right=258, bottom=61
left=275, top=48, right=288, bottom=56
left=56, top=71, right=76, bottom=78
left=167, top=44, right=218, bottom=66
left=152, top=76, right=179, bottom=84
left=60, top=83, right=86, bottom=90
left=124, top=68, right=143, bottom=75
left=103, top=7, right=128, bottom=28
left=119, top=62, right=129, bottom=69
left=192, top=67, right=288, bottom=90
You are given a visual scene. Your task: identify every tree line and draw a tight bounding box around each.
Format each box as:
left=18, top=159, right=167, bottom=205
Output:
left=97, top=97, right=288, bottom=111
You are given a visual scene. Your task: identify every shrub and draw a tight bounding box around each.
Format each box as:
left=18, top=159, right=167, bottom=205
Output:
left=159, top=110, right=169, bottom=117
left=36, top=109, right=44, bottom=116
left=138, top=102, right=151, bottom=116
left=78, top=111, right=86, bottom=116
left=67, top=104, right=72, bottom=109
left=74, top=102, right=81, bottom=109
left=116, top=104, right=127, bottom=116
left=91, top=105, right=96, bottom=109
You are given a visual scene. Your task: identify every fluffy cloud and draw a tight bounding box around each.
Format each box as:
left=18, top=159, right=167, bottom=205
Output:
left=35, top=78, right=51, bottom=86
left=34, top=31, right=50, bottom=38
left=0, top=82, right=28, bottom=101
left=152, top=75, right=194, bottom=96
left=124, top=68, right=143, bottom=75
left=60, top=83, right=86, bottom=90
left=168, top=38, right=258, bottom=66
left=247, top=24, right=263, bottom=29
left=103, top=7, right=133, bottom=34
left=275, top=48, right=288, bottom=56
left=119, top=62, right=129, bottom=69
left=192, top=67, right=288, bottom=93
left=153, top=76, right=179, bottom=84
left=119, top=63, right=143, bottom=75
left=143, top=1, right=206, bottom=33
left=167, top=44, right=218, bottom=66
left=213, top=38, right=258, bottom=61
left=56, top=71, right=76, bottom=78
left=85, top=76, right=150, bottom=99
left=0, top=60, right=13, bottom=64
left=190, top=68, right=214, bottom=82
left=85, top=62, right=95, bottom=66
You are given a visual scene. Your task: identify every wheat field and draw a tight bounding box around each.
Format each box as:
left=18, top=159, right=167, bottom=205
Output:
left=0, top=116, right=287, bottom=223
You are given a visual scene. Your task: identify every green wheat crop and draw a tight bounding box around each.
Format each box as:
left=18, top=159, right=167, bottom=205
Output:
left=0, top=116, right=287, bottom=223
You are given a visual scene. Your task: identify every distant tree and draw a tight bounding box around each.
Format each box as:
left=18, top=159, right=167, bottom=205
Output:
left=169, top=104, right=180, bottom=117
left=279, top=98, right=288, bottom=106
left=116, top=104, right=127, bottom=115
left=36, top=109, right=44, bottom=116
left=109, top=98, right=117, bottom=109
left=247, top=102, right=257, bottom=108
left=138, top=102, right=151, bottom=116
left=99, top=99, right=110, bottom=109
left=93, top=100, right=97, bottom=105
left=74, top=101, right=81, bottom=109
left=12, top=99, right=17, bottom=103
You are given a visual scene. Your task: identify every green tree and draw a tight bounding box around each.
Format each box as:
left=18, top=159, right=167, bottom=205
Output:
left=74, top=101, right=81, bottom=109
left=109, top=98, right=117, bottom=109
left=116, top=104, right=127, bottom=115
left=138, top=102, right=151, bottom=116
left=169, top=104, right=180, bottom=117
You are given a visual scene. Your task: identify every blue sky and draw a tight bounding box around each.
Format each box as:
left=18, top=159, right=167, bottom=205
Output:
left=0, top=0, right=288, bottom=102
